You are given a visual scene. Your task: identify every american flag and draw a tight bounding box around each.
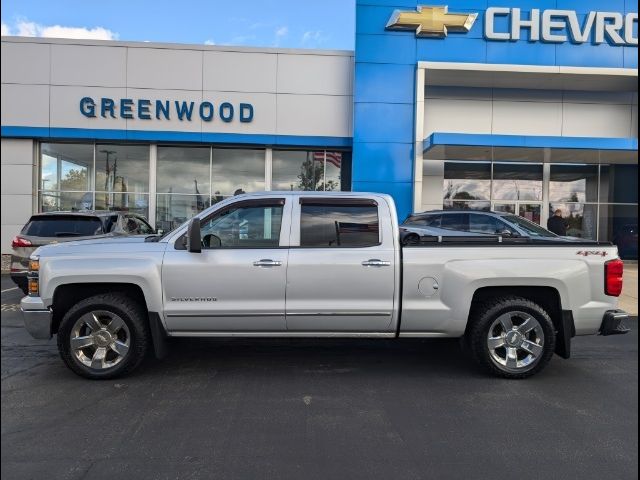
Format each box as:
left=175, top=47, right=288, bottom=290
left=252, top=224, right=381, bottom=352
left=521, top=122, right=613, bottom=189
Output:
left=313, top=151, right=342, bottom=168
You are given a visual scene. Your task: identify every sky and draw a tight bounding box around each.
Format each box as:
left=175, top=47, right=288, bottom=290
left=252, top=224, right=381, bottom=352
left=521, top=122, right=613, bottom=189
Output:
left=0, top=0, right=355, bottom=50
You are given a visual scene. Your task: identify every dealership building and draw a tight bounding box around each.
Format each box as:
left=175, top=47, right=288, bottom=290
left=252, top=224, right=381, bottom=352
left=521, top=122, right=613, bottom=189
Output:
left=1, top=0, right=638, bottom=258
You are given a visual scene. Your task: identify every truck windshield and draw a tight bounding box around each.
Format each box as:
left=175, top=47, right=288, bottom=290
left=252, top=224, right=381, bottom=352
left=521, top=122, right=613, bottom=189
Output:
left=22, top=216, right=104, bottom=237
left=504, top=215, right=557, bottom=238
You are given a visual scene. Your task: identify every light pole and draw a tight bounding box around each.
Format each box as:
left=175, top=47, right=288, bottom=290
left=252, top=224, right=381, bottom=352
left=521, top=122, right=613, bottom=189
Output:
left=99, top=149, right=116, bottom=209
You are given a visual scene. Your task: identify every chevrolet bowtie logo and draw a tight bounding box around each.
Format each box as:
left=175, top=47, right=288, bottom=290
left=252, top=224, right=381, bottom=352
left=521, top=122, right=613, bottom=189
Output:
left=386, top=5, right=478, bottom=38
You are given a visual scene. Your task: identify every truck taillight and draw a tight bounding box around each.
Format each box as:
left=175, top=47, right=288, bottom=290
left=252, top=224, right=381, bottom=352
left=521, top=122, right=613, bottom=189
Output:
left=11, top=236, right=32, bottom=248
left=605, top=259, right=624, bottom=297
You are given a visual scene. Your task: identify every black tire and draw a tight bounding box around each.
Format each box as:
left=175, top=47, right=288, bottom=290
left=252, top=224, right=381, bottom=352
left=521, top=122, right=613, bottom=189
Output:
left=57, top=292, right=150, bottom=379
left=466, top=296, right=556, bottom=379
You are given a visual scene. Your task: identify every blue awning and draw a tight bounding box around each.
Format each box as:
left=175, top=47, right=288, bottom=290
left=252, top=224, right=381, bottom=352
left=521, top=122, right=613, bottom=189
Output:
left=424, top=133, right=638, bottom=152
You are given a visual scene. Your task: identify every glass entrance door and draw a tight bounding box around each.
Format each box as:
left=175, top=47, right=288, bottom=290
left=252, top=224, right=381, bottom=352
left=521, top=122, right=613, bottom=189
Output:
left=493, top=202, right=542, bottom=225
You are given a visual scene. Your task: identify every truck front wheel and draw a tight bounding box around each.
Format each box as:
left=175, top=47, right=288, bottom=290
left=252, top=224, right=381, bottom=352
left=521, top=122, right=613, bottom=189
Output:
left=467, top=296, right=556, bottom=379
left=57, top=292, right=150, bottom=379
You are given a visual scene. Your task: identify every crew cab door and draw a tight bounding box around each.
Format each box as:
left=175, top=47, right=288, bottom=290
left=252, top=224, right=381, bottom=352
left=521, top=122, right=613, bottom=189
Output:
left=161, top=197, right=291, bottom=333
left=285, top=197, right=398, bottom=332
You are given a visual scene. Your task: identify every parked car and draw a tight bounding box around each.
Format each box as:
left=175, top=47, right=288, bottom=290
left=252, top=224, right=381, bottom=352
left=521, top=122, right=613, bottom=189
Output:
left=11, top=211, right=155, bottom=294
left=20, top=192, right=629, bottom=380
left=401, top=210, right=588, bottom=243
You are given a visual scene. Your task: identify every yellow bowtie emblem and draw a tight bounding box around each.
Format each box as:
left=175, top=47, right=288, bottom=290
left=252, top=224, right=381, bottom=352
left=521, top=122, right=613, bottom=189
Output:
left=386, top=5, right=478, bottom=37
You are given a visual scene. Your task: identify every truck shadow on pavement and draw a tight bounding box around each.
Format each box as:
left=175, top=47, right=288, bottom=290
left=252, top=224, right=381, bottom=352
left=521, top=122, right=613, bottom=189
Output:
left=138, top=337, right=484, bottom=379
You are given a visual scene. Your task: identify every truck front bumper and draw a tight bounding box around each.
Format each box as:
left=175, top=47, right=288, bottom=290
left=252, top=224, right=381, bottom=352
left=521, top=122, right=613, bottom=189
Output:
left=600, top=310, right=631, bottom=336
left=20, top=296, right=52, bottom=340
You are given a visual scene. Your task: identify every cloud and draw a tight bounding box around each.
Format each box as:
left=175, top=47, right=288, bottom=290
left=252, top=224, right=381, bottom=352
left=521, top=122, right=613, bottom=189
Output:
left=301, top=30, right=328, bottom=47
left=2, top=19, right=118, bottom=40
left=272, top=26, right=288, bottom=46
left=204, top=39, right=215, bottom=45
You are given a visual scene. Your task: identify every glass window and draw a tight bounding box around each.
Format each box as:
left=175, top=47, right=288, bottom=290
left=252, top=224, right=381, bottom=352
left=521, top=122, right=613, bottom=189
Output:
left=95, top=192, right=149, bottom=218
left=300, top=203, right=379, bottom=247
left=441, top=213, right=469, bottom=231
left=549, top=203, right=598, bottom=239
left=443, top=200, right=491, bottom=211
left=598, top=205, right=638, bottom=260
left=157, top=146, right=210, bottom=195
left=518, top=204, right=542, bottom=225
left=156, top=193, right=209, bottom=233
left=492, top=163, right=542, bottom=201
left=469, top=213, right=514, bottom=235
left=212, top=148, right=265, bottom=196
left=200, top=203, right=283, bottom=248
left=599, top=165, right=638, bottom=204
left=273, top=150, right=336, bottom=191
left=96, top=144, right=149, bottom=194
left=443, top=162, right=491, bottom=201
left=40, top=143, right=93, bottom=192
left=549, top=164, right=599, bottom=203
left=40, top=191, right=93, bottom=212
left=324, top=151, right=343, bottom=191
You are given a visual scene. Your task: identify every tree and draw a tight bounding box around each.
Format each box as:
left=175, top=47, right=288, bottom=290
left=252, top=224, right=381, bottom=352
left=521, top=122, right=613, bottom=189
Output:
left=296, top=157, right=340, bottom=191
left=60, top=169, right=87, bottom=191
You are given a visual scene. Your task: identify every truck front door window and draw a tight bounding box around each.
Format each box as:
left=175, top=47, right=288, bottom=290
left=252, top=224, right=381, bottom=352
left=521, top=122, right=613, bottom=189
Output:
left=200, top=204, right=283, bottom=248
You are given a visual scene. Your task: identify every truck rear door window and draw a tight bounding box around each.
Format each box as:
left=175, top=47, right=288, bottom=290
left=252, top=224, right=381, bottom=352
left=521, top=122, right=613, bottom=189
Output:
left=300, top=203, right=379, bottom=247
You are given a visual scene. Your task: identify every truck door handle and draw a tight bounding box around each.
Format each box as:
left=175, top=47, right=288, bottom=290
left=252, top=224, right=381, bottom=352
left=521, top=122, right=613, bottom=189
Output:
left=362, top=259, right=391, bottom=267
left=253, top=259, right=282, bottom=267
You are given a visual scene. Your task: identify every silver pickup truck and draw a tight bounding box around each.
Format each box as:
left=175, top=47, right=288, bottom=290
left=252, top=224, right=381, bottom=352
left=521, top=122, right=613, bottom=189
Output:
left=21, top=192, right=630, bottom=380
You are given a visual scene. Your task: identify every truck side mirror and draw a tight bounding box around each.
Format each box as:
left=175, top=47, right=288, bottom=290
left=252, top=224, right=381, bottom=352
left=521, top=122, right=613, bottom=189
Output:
left=186, top=217, right=202, bottom=253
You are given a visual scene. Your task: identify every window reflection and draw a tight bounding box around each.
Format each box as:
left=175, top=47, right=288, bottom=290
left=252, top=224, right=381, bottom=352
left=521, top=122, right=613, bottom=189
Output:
left=549, top=203, right=598, bottom=240
left=40, top=143, right=93, bottom=193
left=95, top=193, right=149, bottom=218
left=157, top=146, right=210, bottom=194
left=272, top=150, right=342, bottom=191
left=156, top=194, right=210, bottom=233
left=40, top=191, right=93, bottom=212
left=599, top=165, right=638, bottom=204
left=492, top=163, right=542, bottom=201
left=212, top=149, right=265, bottom=195
left=549, top=164, right=598, bottom=203
left=96, top=144, right=149, bottom=194
left=443, top=162, right=491, bottom=201
left=443, top=200, right=491, bottom=211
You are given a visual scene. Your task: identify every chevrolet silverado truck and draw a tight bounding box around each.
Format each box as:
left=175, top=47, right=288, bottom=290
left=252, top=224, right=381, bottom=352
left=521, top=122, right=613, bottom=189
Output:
left=21, top=192, right=630, bottom=380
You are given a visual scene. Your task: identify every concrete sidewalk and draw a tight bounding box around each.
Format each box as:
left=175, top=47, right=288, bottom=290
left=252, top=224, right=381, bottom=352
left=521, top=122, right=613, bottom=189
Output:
left=620, top=262, right=638, bottom=316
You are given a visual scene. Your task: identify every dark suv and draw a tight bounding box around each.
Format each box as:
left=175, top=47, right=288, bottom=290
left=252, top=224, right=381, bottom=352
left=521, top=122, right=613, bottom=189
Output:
left=11, top=211, right=155, bottom=294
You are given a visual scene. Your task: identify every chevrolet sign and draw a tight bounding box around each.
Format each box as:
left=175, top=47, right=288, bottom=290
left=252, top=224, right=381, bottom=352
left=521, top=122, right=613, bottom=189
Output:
left=386, top=5, right=638, bottom=46
left=486, top=8, right=638, bottom=45
left=386, top=6, right=477, bottom=37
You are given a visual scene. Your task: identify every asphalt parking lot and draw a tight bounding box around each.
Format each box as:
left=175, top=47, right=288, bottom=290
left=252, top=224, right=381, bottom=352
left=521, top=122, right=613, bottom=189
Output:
left=1, top=275, right=638, bottom=480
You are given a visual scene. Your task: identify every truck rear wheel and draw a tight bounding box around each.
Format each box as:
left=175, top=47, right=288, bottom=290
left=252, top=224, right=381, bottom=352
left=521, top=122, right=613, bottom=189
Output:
left=57, top=292, right=150, bottom=379
left=467, top=296, right=555, bottom=379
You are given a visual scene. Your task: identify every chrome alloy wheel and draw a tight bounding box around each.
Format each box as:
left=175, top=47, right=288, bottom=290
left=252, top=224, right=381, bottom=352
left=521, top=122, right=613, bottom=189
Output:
left=70, top=311, right=131, bottom=370
left=487, top=311, right=544, bottom=373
